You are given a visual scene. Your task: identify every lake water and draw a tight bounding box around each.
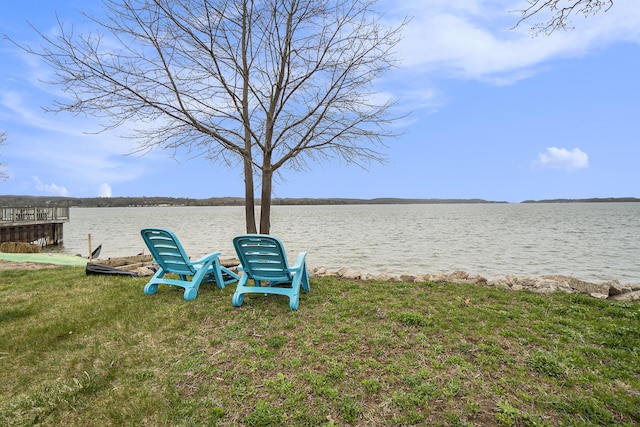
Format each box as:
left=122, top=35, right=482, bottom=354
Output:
left=55, top=203, right=640, bottom=284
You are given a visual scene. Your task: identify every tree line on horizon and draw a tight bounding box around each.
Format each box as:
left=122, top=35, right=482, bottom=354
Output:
left=0, top=195, right=637, bottom=208
left=0, top=195, right=503, bottom=207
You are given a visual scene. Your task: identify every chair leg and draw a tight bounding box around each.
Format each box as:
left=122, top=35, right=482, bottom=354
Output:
left=232, top=275, right=248, bottom=307
left=232, top=292, right=244, bottom=307
left=302, top=268, right=310, bottom=292
left=183, top=287, right=198, bottom=301
left=144, top=283, right=158, bottom=295
left=144, top=268, right=164, bottom=296
left=289, top=293, right=299, bottom=310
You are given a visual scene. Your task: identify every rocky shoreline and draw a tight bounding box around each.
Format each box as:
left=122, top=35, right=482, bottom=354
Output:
left=3, top=258, right=638, bottom=302
left=309, top=266, right=640, bottom=302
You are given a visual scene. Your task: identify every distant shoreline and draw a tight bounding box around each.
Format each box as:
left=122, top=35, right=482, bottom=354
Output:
left=0, top=195, right=638, bottom=208
left=520, top=197, right=640, bottom=204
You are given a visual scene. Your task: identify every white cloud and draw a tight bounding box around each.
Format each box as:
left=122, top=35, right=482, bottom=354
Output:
left=398, top=0, right=640, bottom=72
left=535, top=147, right=589, bottom=171
left=32, top=176, right=69, bottom=196
left=1, top=87, right=148, bottom=196
left=383, top=0, right=640, bottom=99
left=97, top=183, right=112, bottom=197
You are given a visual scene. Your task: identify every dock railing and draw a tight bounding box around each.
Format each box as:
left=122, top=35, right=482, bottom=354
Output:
left=0, top=207, right=70, bottom=223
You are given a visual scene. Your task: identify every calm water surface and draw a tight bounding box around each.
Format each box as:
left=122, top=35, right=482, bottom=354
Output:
left=57, top=203, right=640, bottom=284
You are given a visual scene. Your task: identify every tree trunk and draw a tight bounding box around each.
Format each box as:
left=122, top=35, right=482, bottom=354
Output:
left=240, top=0, right=257, bottom=234
left=243, top=157, right=257, bottom=233
left=259, top=167, right=273, bottom=234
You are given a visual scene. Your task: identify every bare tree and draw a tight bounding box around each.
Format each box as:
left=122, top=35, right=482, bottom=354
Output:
left=0, top=132, right=8, bottom=181
left=514, top=0, right=614, bottom=34
left=14, top=0, right=404, bottom=233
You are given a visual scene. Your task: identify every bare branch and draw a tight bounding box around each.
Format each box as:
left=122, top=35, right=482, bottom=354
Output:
left=11, top=0, right=406, bottom=233
left=513, top=0, right=613, bottom=34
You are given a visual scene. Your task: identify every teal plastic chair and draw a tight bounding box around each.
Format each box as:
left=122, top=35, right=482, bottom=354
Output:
left=141, top=228, right=239, bottom=300
left=232, top=234, right=310, bottom=310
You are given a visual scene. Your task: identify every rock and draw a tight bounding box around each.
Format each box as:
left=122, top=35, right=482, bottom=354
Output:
left=303, top=265, right=639, bottom=301
left=325, top=268, right=342, bottom=277
left=542, top=275, right=611, bottom=296
left=422, top=273, right=437, bottom=282
left=488, top=279, right=511, bottom=291
left=554, top=281, right=575, bottom=294
left=531, top=278, right=558, bottom=294
left=469, top=275, right=488, bottom=285
left=449, top=270, right=469, bottom=280
left=609, top=290, right=640, bottom=302
left=313, top=266, right=327, bottom=276
left=441, top=270, right=475, bottom=284
left=606, top=280, right=629, bottom=296
left=399, top=274, right=416, bottom=282
left=504, top=275, right=519, bottom=286
left=434, top=273, right=449, bottom=283
left=361, top=272, right=380, bottom=281
left=374, top=272, right=393, bottom=281
left=341, top=269, right=362, bottom=279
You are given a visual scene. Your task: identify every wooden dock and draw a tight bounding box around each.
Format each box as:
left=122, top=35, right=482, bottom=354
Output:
left=0, top=207, right=70, bottom=247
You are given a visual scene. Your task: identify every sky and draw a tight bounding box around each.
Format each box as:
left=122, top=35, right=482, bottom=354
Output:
left=0, top=1, right=638, bottom=203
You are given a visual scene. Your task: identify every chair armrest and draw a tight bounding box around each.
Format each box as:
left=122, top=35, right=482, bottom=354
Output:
left=290, top=252, right=307, bottom=271
left=189, top=251, right=221, bottom=267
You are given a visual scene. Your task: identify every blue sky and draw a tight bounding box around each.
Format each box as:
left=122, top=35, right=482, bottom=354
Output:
left=1, top=1, right=638, bottom=202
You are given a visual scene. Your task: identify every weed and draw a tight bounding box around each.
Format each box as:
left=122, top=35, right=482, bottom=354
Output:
left=244, top=400, right=285, bottom=426
left=362, top=377, right=382, bottom=394
left=339, top=396, right=362, bottom=424
left=263, top=373, right=293, bottom=397
left=265, top=334, right=288, bottom=349
left=394, top=311, right=429, bottom=327
left=527, top=350, right=567, bottom=378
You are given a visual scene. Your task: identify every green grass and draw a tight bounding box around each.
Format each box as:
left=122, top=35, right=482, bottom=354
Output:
left=1, top=266, right=639, bottom=426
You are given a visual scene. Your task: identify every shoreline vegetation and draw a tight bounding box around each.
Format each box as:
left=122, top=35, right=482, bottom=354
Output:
left=0, top=195, right=638, bottom=207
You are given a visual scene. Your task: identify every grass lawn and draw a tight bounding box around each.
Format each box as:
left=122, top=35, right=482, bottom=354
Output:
left=1, top=266, right=639, bottom=426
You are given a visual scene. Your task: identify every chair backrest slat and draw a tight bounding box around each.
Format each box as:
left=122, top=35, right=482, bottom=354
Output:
left=141, top=228, right=195, bottom=276
left=233, top=235, right=291, bottom=282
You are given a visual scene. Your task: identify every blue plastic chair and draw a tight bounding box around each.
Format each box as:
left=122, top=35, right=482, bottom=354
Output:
left=140, top=228, right=239, bottom=300
left=232, top=234, right=310, bottom=310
